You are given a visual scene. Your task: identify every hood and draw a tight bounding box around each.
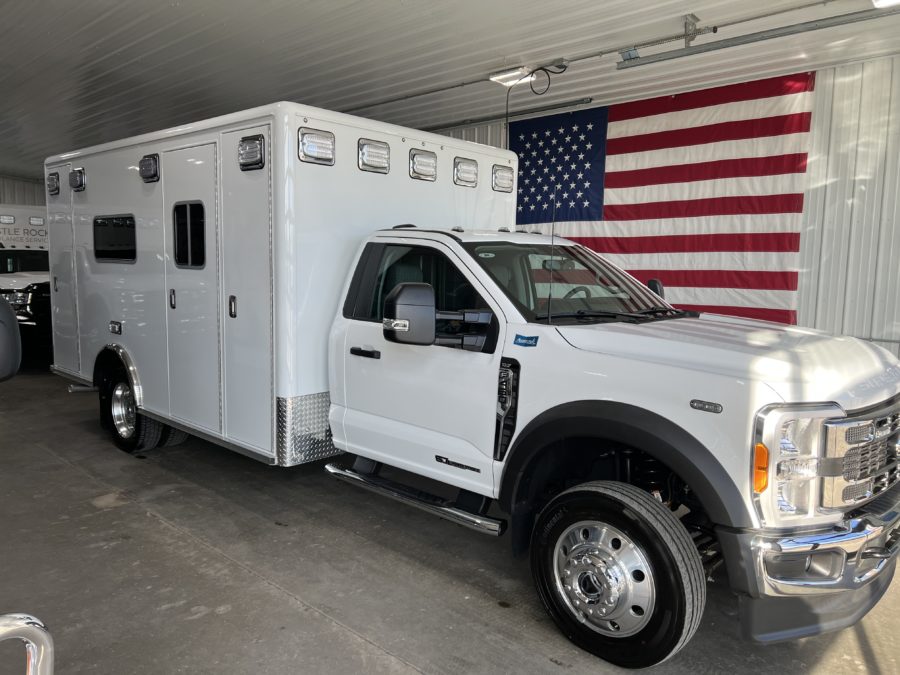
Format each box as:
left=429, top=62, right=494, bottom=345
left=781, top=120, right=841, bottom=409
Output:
left=557, top=313, right=900, bottom=412
left=0, top=271, right=50, bottom=289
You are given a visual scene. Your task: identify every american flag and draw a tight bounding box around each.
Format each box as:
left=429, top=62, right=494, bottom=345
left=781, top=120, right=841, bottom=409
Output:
left=510, top=72, right=815, bottom=324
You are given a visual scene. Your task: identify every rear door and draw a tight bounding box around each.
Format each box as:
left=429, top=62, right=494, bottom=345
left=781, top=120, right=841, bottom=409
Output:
left=46, top=164, right=79, bottom=374
left=162, top=144, right=221, bottom=433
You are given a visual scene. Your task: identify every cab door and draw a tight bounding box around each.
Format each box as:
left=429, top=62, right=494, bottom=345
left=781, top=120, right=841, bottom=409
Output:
left=46, top=164, right=79, bottom=374
left=339, top=240, right=504, bottom=495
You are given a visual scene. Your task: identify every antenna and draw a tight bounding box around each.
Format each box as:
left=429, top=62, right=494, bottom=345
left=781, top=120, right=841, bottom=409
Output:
left=547, top=181, right=560, bottom=325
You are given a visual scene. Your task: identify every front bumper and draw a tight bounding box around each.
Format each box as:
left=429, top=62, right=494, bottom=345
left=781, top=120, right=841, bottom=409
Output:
left=718, top=483, right=900, bottom=642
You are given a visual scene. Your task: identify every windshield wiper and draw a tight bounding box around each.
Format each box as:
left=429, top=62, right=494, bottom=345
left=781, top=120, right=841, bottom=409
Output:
left=535, top=309, right=644, bottom=323
left=633, top=306, right=699, bottom=319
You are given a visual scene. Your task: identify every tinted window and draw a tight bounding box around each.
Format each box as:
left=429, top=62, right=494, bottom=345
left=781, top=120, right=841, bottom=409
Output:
left=0, top=250, right=49, bottom=274
left=94, top=215, right=136, bottom=262
left=173, top=202, right=205, bottom=268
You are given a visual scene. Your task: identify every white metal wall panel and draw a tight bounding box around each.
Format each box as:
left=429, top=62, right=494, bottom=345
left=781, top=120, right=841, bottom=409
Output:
left=800, top=56, right=900, bottom=345
left=442, top=121, right=507, bottom=150
left=0, top=175, right=44, bottom=205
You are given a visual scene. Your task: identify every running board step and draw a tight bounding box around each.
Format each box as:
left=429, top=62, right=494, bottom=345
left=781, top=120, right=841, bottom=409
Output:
left=325, top=463, right=506, bottom=536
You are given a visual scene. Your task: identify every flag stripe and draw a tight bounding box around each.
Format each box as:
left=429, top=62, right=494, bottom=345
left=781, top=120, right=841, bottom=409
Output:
left=603, top=194, right=804, bottom=220
left=674, top=304, right=796, bottom=324
left=532, top=215, right=802, bottom=239
left=604, top=173, right=808, bottom=206
left=608, top=72, right=815, bottom=122
left=574, top=232, right=800, bottom=254
left=605, top=134, right=811, bottom=172
left=604, top=153, right=808, bottom=188
left=606, top=113, right=811, bottom=156
left=627, top=269, right=798, bottom=291
left=665, top=286, right=795, bottom=310
left=602, top=251, right=798, bottom=272
left=607, top=91, right=813, bottom=138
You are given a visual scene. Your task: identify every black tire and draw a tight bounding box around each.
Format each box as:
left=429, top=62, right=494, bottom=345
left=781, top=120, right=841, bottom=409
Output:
left=160, top=426, right=190, bottom=447
left=531, top=481, right=705, bottom=669
left=98, top=367, right=164, bottom=453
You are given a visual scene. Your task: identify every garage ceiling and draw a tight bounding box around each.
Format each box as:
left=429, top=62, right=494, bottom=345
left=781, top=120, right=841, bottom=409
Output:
left=1, top=0, right=899, bottom=180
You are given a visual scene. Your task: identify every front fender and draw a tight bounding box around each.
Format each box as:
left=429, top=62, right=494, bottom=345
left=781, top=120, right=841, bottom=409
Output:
left=498, top=400, right=754, bottom=529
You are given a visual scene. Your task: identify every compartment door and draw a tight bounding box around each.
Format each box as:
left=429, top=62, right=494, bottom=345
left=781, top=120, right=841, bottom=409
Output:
left=163, top=144, right=221, bottom=433
left=46, top=163, right=79, bottom=374
left=221, top=126, right=273, bottom=454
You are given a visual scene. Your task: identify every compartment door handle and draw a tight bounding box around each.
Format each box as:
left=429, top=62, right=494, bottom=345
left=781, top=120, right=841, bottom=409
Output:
left=229, top=295, right=237, bottom=318
left=169, top=289, right=176, bottom=309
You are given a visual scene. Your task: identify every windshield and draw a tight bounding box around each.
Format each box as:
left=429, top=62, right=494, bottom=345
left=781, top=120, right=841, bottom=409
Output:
left=0, top=250, right=49, bottom=274
left=463, top=241, right=677, bottom=324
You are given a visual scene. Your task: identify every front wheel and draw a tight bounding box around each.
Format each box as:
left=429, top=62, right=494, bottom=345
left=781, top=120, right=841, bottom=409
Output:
left=99, top=369, right=163, bottom=453
left=530, top=481, right=705, bottom=669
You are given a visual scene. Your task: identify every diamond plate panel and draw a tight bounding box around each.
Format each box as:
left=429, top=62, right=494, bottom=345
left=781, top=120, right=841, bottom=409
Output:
left=276, top=393, right=342, bottom=466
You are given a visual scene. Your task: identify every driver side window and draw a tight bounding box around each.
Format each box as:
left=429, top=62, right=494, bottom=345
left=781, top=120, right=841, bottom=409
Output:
left=352, top=243, right=496, bottom=352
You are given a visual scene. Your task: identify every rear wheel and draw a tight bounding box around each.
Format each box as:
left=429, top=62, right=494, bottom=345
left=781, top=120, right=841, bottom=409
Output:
left=160, top=426, right=190, bottom=447
left=531, top=481, right=705, bottom=669
left=99, top=368, right=163, bottom=453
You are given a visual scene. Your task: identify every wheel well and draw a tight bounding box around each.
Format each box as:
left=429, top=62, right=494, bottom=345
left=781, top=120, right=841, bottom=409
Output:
left=505, top=436, right=713, bottom=555
left=93, top=348, right=126, bottom=389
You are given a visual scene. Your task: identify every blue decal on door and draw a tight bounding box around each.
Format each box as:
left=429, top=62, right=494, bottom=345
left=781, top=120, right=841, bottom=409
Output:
left=514, top=334, right=539, bottom=347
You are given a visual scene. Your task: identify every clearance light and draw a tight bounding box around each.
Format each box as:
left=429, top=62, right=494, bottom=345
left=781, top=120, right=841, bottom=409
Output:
left=409, top=149, right=437, bottom=181
left=238, top=135, right=265, bottom=171
left=453, top=157, right=478, bottom=187
left=69, top=168, right=86, bottom=192
left=139, top=154, right=160, bottom=182
left=47, top=172, right=60, bottom=196
left=299, top=128, right=335, bottom=165
left=29, top=217, right=44, bottom=226
left=492, top=165, right=514, bottom=192
left=754, top=443, right=769, bottom=493
left=358, top=139, right=390, bottom=173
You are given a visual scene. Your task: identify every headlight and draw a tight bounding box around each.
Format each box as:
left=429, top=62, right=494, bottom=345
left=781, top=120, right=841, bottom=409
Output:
left=752, top=403, right=845, bottom=527
left=0, top=291, right=29, bottom=309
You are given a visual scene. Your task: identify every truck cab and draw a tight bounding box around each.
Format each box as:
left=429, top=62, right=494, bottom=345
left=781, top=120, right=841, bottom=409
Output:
left=327, top=226, right=900, bottom=667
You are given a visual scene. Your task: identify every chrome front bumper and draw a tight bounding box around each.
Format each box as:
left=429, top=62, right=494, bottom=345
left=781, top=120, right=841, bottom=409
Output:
left=753, top=485, right=900, bottom=596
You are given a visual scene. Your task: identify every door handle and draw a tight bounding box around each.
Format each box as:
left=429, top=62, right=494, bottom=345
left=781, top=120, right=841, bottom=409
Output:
left=53, top=276, right=58, bottom=292
left=228, top=295, right=237, bottom=318
left=350, top=346, right=381, bottom=359
left=169, top=289, right=176, bottom=309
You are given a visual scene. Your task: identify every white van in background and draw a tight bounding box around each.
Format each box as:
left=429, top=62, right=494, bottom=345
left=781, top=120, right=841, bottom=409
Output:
left=0, top=204, right=50, bottom=334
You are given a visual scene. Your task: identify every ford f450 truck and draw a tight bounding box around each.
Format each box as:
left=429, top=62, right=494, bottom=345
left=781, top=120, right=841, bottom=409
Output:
left=46, top=103, right=900, bottom=668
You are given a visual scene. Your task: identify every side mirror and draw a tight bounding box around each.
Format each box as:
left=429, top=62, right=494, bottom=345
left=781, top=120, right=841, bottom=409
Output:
left=0, top=297, right=22, bottom=382
left=647, top=278, right=665, bottom=299
left=383, top=282, right=436, bottom=346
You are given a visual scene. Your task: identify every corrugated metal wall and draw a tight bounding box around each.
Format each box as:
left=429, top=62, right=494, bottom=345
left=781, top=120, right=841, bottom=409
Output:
left=0, top=175, right=45, bottom=205
left=799, top=56, right=900, bottom=357
left=441, top=56, right=900, bottom=353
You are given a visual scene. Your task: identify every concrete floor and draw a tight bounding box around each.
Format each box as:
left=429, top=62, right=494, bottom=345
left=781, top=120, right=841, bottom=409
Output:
left=1, top=363, right=898, bottom=674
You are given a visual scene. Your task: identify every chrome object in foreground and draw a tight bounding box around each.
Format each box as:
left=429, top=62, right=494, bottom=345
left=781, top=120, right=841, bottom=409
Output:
left=0, top=614, right=54, bottom=675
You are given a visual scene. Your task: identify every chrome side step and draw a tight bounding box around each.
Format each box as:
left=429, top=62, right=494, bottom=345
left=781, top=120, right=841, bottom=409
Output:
left=325, top=463, right=506, bottom=536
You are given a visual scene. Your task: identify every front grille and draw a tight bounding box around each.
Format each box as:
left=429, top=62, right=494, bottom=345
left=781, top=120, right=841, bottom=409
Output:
left=843, top=440, right=891, bottom=480
left=824, top=398, right=900, bottom=509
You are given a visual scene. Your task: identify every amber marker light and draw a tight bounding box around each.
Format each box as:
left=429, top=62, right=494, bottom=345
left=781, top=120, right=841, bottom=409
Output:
left=753, top=443, right=769, bottom=493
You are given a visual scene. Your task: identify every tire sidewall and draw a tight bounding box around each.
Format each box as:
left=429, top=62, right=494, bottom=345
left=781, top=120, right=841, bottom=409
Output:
left=531, top=490, right=689, bottom=668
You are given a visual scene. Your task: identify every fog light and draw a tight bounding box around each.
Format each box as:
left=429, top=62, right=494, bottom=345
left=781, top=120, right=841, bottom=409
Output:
left=299, top=128, right=335, bottom=165
left=409, top=149, right=437, bottom=181
left=238, top=135, right=265, bottom=171
left=492, top=165, right=514, bottom=192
